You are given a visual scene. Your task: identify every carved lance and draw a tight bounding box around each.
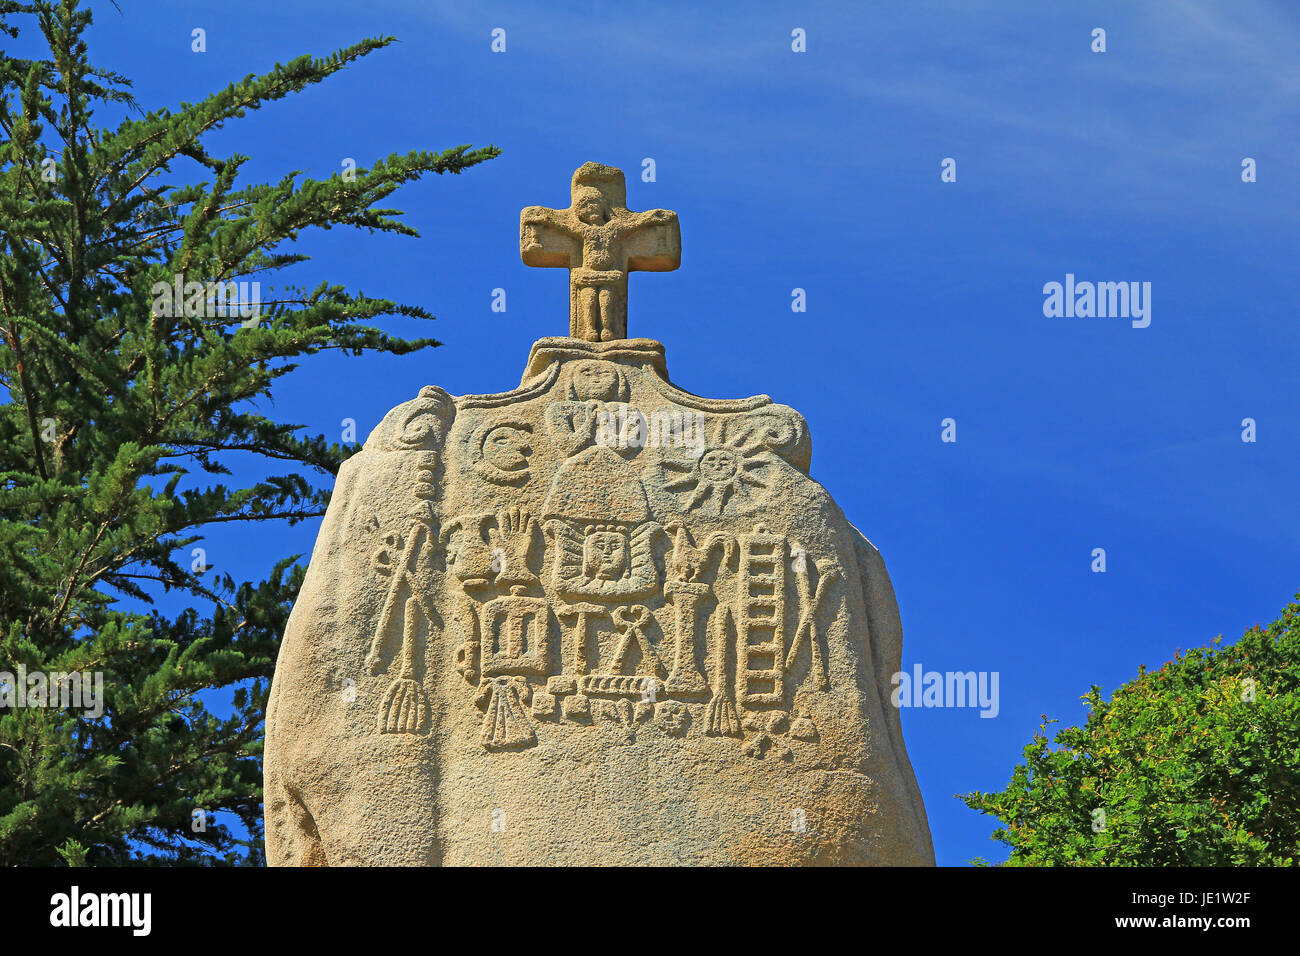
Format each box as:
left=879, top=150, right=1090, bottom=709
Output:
left=365, top=454, right=439, bottom=734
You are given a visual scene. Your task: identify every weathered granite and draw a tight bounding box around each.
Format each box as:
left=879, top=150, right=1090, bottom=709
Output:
left=264, top=165, right=934, bottom=866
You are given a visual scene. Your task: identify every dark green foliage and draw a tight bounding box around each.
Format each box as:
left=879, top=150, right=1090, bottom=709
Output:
left=0, top=0, right=497, bottom=864
left=962, top=593, right=1300, bottom=865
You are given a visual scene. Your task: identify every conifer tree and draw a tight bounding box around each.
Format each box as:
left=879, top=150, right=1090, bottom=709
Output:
left=0, top=0, right=498, bottom=864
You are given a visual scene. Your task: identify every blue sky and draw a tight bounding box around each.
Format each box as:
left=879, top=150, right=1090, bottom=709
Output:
left=62, top=0, right=1300, bottom=864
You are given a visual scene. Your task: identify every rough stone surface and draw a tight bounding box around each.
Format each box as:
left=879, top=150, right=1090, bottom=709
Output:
left=264, top=165, right=934, bottom=866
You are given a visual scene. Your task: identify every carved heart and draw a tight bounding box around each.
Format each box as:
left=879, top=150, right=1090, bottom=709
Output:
left=612, top=605, right=650, bottom=630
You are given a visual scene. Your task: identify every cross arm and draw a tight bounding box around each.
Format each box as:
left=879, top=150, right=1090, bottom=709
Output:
left=621, top=208, right=681, bottom=272
left=520, top=206, right=579, bottom=268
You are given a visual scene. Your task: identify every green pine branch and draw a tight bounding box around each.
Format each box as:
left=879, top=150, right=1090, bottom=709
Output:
left=0, top=0, right=498, bottom=865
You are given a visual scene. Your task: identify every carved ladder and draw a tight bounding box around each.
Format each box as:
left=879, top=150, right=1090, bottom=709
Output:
left=736, top=525, right=786, bottom=707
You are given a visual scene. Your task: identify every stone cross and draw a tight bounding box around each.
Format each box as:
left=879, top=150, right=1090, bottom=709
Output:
left=520, top=162, right=681, bottom=341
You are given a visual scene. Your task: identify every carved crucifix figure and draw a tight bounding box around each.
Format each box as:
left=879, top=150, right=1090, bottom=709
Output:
left=520, top=162, right=681, bottom=341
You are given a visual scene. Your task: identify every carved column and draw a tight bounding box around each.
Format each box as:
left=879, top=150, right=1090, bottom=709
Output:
left=664, top=580, right=710, bottom=697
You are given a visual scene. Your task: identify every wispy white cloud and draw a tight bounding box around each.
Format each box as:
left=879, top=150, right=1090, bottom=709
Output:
left=383, top=0, right=1299, bottom=224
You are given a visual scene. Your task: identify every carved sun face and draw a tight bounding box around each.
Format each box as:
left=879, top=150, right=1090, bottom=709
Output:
left=662, top=419, right=771, bottom=514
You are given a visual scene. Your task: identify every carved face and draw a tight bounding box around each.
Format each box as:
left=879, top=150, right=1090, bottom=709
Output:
left=482, top=425, right=531, bottom=473
left=574, top=187, right=610, bottom=226
left=573, top=361, right=620, bottom=402
left=655, top=700, right=689, bottom=736
left=699, top=448, right=739, bottom=481
left=583, top=531, right=629, bottom=581
left=662, top=418, right=774, bottom=515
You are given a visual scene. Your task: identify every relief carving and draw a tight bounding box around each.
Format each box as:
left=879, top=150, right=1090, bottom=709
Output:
left=476, top=675, right=536, bottom=750
left=544, top=360, right=634, bottom=458
left=661, top=417, right=773, bottom=514
left=605, top=605, right=663, bottom=678
left=365, top=454, right=441, bottom=736
left=489, top=507, right=540, bottom=587
left=542, top=445, right=660, bottom=600
left=519, top=162, right=680, bottom=342
left=366, top=521, right=436, bottom=736
left=472, top=417, right=534, bottom=486
left=703, top=606, right=742, bottom=737
left=735, top=524, right=787, bottom=708
left=367, top=375, right=842, bottom=757
left=440, top=513, right=497, bottom=587
left=786, top=551, right=841, bottom=692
